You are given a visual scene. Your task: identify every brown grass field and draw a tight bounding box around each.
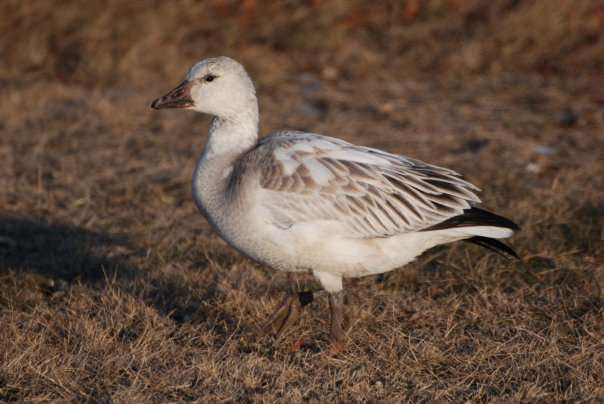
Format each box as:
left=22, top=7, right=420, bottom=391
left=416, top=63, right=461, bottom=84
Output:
left=1, top=0, right=603, bottom=401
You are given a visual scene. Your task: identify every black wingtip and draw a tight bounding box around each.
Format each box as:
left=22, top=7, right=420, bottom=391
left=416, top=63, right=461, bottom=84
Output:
left=424, top=207, right=520, bottom=232
left=465, top=236, right=519, bottom=259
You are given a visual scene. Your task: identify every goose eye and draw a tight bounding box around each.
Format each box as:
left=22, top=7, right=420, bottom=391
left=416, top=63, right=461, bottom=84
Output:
left=204, top=75, right=215, bottom=82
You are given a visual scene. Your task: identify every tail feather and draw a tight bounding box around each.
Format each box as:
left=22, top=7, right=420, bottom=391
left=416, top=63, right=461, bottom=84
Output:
left=423, top=207, right=519, bottom=259
left=464, top=236, right=518, bottom=259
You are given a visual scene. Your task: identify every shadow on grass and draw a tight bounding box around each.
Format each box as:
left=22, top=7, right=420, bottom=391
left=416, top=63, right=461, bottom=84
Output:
left=0, top=215, right=136, bottom=286
left=0, top=215, right=238, bottom=336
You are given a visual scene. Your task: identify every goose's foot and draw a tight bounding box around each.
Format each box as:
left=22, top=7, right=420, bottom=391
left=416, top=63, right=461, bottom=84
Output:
left=259, top=291, right=313, bottom=339
left=328, top=291, right=346, bottom=345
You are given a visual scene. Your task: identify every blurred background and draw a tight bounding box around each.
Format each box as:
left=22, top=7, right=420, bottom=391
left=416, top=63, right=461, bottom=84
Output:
left=0, top=0, right=603, bottom=401
left=3, top=0, right=604, bottom=86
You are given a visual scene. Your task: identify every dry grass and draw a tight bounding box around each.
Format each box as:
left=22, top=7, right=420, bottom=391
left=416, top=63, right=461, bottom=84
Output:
left=1, top=0, right=603, bottom=401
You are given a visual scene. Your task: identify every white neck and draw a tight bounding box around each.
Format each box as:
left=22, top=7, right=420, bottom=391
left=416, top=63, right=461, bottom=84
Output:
left=203, top=105, right=259, bottom=160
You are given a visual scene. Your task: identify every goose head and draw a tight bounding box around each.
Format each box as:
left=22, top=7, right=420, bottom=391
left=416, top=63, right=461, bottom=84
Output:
left=151, top=56, right=257, bottom=120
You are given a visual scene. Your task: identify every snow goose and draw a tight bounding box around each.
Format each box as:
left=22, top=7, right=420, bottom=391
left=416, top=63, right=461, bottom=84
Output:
left=151, top=56, right=518, bottom=344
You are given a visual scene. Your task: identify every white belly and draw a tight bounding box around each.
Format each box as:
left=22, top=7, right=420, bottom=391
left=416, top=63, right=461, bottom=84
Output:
left=232, top=219, right=466, bottom=278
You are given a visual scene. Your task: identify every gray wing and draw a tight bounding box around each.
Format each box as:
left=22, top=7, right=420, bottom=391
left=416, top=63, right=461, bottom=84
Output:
left=243, top=132, right=481, bottom=238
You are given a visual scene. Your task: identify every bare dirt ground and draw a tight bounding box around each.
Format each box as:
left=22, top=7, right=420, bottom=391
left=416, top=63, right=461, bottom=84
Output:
left=1, top=0, right=603, bottom=401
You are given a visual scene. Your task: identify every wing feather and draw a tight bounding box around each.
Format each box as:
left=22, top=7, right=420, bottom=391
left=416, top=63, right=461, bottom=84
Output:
left=236, top=132, right=482, bottom=238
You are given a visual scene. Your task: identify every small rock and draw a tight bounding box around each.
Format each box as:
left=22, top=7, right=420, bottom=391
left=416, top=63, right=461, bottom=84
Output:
left=301, top=100, right=329, bottom=120
left=464, top=138, right=489, bottom=153
left=532, top=145, right=557, bottom=155
left=557, top=110, right=577, bottom=128
left=526, top=163, right=540, bottom=173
